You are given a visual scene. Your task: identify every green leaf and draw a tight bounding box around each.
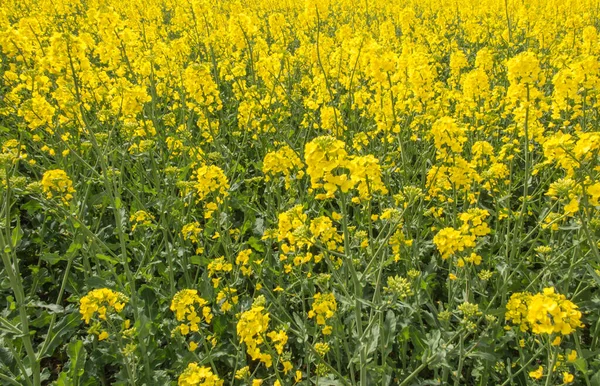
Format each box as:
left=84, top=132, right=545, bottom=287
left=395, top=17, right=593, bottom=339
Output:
left=381, top=310, right=397, bottom=353
left=591, top=370, right=600, bottom=386
left=30, top=301, right=64, bottom=314
left=95, top=253, right=118, bottom=265
left=57, top=340, right=86, bottom=386
left=572, top=357, right=587, bottom=373
left=11, top=223, right=22, bottom=248
left=248, top=236, right=265, bottom=252
left=67, top=242, right=83, bottom=254
left=68, top=340, right=87, bottom=382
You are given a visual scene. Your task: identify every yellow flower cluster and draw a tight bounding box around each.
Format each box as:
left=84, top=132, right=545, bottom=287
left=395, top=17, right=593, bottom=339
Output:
left=304, top=136, right=387, bottom=201
left=194, top=165, right=229, bottom=201
left=263, top=145, right=305, bottom=189
left=178, top=362, right=223, bottom=386
left=308, top=293, right=337, bottom=335
left=129, top=210, right=154, bottom=231
left=79, top=288, right=128, bottom=324
left=235, top=249, right=254, bottom=276
left=182, top=222, right=204, bottom=254
left=433, top=228, right=476, bottom=260
left=170, top=290, right=213, bottom=336
left=430, top=117, right=467, bottom=159
left=275, top=206, right=341, bottom=272
left=41, top=169, right=75, bottom=203
left=277, top=205, right=311, bottom=254
left=309, top=216, right=343, bottom=252
left=216, top=288, right=238, bottom=312
left=505, top=288, right=583, bottom=335
left=194, top=165, right=229, bottom=219
left=433, top=209, right=490, bottom=260
left=1, top=139, right=28, bottom=164
left=207, top=257, right=233, bottom=288
left=236, top=304, right=273, bottom=367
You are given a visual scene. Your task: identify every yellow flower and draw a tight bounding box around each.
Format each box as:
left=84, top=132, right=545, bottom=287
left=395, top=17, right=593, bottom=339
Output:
left=308, top=293, right=337, bottom=327
left=505, top=288, right=582, bottom=335
left=237, top=305, right=272, bottom=367
left=552, top=336, right=561, bottom=346
left=529, top=366, right=543, bottom=380
left=194, top=165, right=229, bottom=202
left=129, top=210, right=154, bottom=231
left=429, top=116, right=467, bottom=158
left=562, top=372, right=574, bottom=384
left=170, top=290, right=212, bottom=335
left=263, top=145, right=304, bottom=189
left=433, top=227, right=476, bottom=260
left=178, top=363, right=223, bottom=386
left=41, top=169, right=75, bottom=203
left=282, top=361, right=293, bottom=374
left=235, top=366, right=250, bottom=380
left=79, top=288, right=128, bottom=325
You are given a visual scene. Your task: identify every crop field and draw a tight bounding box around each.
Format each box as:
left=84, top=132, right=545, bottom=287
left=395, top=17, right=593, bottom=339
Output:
left=2, top=0, right=600, bottom=385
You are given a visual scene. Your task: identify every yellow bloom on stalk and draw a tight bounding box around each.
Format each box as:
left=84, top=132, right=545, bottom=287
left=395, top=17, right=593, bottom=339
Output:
left=429, top=117, right=467, bottom=158
left=41, top=169, right=75, bottom=203
left=277, top=205, right=311, bottom=254
left=130, top=210, right=154, bottom=231
left=505, top=288, right=583, bottom=335
left=434, top=209, right=490, bottom=260
left=170, top=290, right=213, bottom=336
left=529, top=365, right=543, bottom=380
left=194, top=165, right=229, bottom=202
left=178, top=362, right=223, bottom=386
left=216, top=288, right=238, bottom=312
left=562, top=372, right=574, bottom=384
left=433, top=227, right=476, bottom=260
left=2, top=139, right=28, bottom=163
left=527, top=288, right=583, bottom=335
left=309, top=216, right=343, bottom=252
left=282, top=360, right=293, bottom=374
left=207, top=257, right=233, bottom=284
left=237, top=304, right=272, bottom=367
left=459, top=209, right=491, bottom=237
left=346, top=154, right=388, bottom=201
left=308, top=293, right=337, bottom=334
left=234, top=366, right=250, bottom=380
left=182, top=222, right=203, bottom=245
left=304, top=136, right=387, bottom=200
left=263, top=145, right=305, bottom=188
left=266, top=329, right=288, bottom=354
left=79, top=288, right=127, bottom=325
left=304, top=136, right=350, bottom=199
left=236, top=249, right=253, bottom=276
left=507, top=51, right=542, bottom=85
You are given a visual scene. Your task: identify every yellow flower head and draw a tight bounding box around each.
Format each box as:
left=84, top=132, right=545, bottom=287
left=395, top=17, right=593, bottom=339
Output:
left=79, top=288, right=128, bottom=325
left=41, top=169, right=75, bottom=203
